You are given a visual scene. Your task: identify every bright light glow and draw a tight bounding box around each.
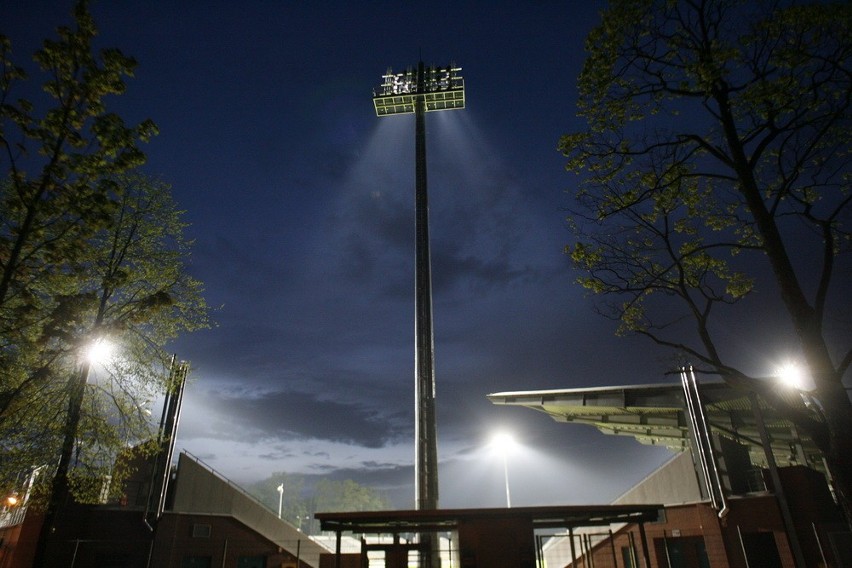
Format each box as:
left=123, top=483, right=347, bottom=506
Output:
left=84, top=338, right=114, bottom=365
left=373, top=64, right=465, bottom=116
left=492, top=432, right=515, bottom=454
left=5, top=495, right=18, bottom=507
left=775, top=360, right=807, bottom=389
left=492, top=431, right=515, bottom=508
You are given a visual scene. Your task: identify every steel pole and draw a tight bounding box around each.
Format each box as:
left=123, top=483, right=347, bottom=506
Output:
left=414, top=61, right=439, bottom=513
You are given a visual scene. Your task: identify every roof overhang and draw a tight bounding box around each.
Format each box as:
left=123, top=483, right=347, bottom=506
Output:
left=487, top=382, right=823, bottom=470
left=316, top=504, right=664, bottom=534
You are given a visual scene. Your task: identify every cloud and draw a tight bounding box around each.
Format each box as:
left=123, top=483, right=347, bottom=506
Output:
left=180, top=383, right=411, bottom=448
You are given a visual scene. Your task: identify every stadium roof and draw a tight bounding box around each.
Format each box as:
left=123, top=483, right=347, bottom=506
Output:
left=487, top=381, right=824, bottom=472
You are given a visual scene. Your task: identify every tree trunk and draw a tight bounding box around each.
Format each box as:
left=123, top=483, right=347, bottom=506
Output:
left=713, top=85, right=852, bottom=529
left=818, top=383, right=852, bottom=529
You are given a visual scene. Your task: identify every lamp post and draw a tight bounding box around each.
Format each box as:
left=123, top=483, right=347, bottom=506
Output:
left=32, top=337, right=112, bottom=567
left=750, top=390, right=807, bottom=568
left=493, top=433, right=514, bottom=508
left=277, top=483, right=284, bottom=519
left=372, top=63, right=465, bottom=514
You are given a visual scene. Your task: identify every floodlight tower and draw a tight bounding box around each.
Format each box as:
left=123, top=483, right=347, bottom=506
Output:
left=373, top=63, right=465, bottom=513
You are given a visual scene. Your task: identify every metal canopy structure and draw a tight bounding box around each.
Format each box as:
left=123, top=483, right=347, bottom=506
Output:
left=316, top=504, right=663, bottom=534
left=487, top=381, right=826, bottom=473
left=317, top=504, right=662, bottom=568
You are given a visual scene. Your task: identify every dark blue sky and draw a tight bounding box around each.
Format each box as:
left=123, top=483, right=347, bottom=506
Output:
left=5, top=1, right=690, bottom=508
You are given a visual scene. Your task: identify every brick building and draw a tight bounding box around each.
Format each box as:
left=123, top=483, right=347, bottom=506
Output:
left=489, top=378, right=852, bottom=567
left=0, top=452, right=329, bottom=567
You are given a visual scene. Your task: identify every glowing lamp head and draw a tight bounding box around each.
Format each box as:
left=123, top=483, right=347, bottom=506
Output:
left=84, top=338, right=114, bottom=365
left=492, top=432, right=515, bottom=454
left=775, top=360, right=807, bottom=389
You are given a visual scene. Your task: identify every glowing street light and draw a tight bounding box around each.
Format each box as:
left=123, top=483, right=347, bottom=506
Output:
left=84, top=337, right=114, bottom=366
left=493, top=432, right=515, bottom=508
left=277, top=483, right=284, bottom=519
left=751, top=360, right=811, bottom=568
left=774, top=360, right=808, bottom=390
left=34, top=334, right=115, bottom=566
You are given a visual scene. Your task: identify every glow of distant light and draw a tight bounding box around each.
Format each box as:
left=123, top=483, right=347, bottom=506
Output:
left=775, top=360, right=807, bottom=389
left=84, top=338, right=114, bottom=365
left=492, top=432, right=515, bottom=454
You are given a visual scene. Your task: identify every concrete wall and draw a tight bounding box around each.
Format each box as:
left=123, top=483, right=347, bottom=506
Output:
left=612, top=451, right=702, bottom=506
left=171, top=453, right=328, bottom=567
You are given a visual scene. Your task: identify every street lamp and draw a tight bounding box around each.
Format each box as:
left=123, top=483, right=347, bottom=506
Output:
left=277, top=483, right=284, bottom=519
left=33, top=335, right=113, bottom=567
left=748, top=363, right=812, bottom=568
left=493, top=432, right=515, bottom=508
left=775, top=360, right=808, bottom=390
left=84, top=337, right=114, bottom=366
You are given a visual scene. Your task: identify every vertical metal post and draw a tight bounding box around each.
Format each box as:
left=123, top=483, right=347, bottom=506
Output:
left=812, top=522, right=828, bottom=567
left=156, top=359, right=187, bottom=518
left=628, top=531, right=638, bottom=568
left=638, top=522, right=652, bottom=568
left=33, top=360, right=91, bottom=568
left=569, top=527, right=577, bottom=565
left=609, top=528, right=618, bottom=568
left=750, top=391, right=806, bottom=568
left=681, top=367, right=728, bottom=517
left=374, top=61, right=463, bottom=568
left=414, top=61, right=439, bottom=514
left=736, top=525, right=751, bottom=568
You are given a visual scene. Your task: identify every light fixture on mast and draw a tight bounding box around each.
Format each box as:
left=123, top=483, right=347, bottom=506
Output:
left=372, top=62, right=465, bottom=520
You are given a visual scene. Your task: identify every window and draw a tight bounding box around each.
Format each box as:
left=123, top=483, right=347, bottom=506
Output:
left=740, top=532, right=781, bottom=568
left=655, top=536, right=710, bottom=568
left=191, top=523, right=211, bottom=538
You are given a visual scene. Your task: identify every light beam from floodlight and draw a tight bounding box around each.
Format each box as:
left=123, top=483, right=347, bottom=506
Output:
left=493, top=433, right=515, bottom=507
left=373, top=62, right=465, bottom=516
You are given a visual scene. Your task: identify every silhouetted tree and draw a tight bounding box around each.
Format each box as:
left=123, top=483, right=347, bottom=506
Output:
left=0, top=4, right=208, bottom=564
left=561, top=0, right=852, bottom=523
left=247, top=474, right=391, bottom=534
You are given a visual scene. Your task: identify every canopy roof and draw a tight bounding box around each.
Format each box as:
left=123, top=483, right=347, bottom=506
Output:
left=315, top=504, right=663, bottom=534
left=487, top=381, right=824, bottom=471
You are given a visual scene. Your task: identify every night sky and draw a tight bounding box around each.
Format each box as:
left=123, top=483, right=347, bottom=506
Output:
left=5, top=1, right=697, bottom=509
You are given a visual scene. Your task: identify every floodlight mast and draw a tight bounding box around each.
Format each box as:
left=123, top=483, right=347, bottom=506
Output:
left=373, top=62, right=465, bottom=516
